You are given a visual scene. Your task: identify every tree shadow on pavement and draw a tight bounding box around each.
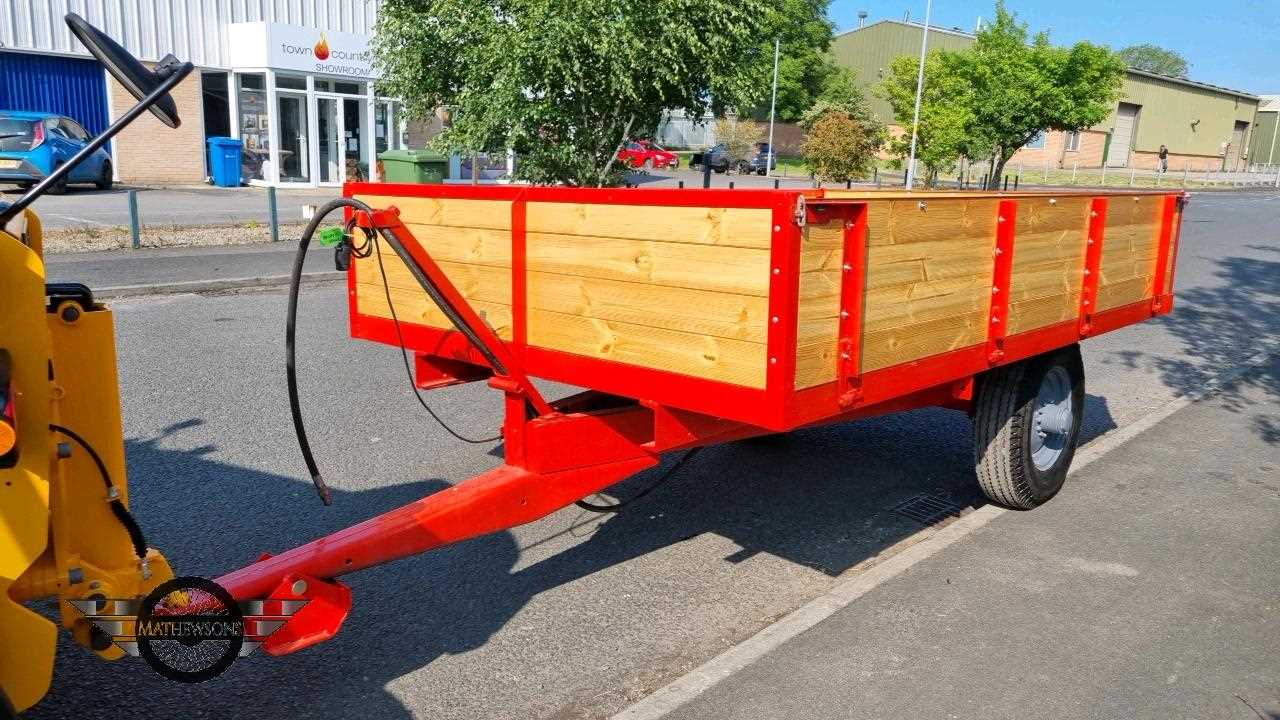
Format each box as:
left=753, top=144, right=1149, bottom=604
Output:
left=31, top=405, right=998, bottom=720
left=1147, top=255, right=1280, bottom=444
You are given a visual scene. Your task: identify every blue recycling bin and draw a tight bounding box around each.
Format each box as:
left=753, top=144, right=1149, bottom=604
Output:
left=207, top=137, right=243, bottom=187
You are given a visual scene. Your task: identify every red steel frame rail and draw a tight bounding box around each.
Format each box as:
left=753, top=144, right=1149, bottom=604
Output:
left=215, top=187, right=1185, bottom=656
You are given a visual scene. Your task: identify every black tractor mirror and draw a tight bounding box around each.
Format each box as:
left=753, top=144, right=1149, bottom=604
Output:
left=0, top=14, right=193, bottom=225
left=65, top=13, right=181, bottom=128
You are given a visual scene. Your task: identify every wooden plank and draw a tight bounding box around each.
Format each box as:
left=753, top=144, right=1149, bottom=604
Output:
left=526, top=231, right=770, bottom=296
left=355, top=255, right=512, bottom=306
left=356, top=281, right=514, bottom=340
left=864, top=277, right=992, bottom=332
left=1096, top=275, right=1153, bottom=311
left=865, top=198, right=999, bottom=246
left=527, top=271, right=769, bottom=343
left=795, top=339, right=839, bottom=390
left=527, top=202, right=773, bottom=249
left=1007, top=292, right=1081, bottom=335
left=398, top=223, right=513, bottom=267
left=353, top=195, right=513, bottom=230
left=862, top=309, right=988, bottom=372
left=527, top=308, right=767, bottom=388
left=1096, top=195, right=1161, bottom=312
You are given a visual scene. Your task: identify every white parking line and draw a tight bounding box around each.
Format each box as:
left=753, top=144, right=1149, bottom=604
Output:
left=610, top=347, right=1276, bottom=720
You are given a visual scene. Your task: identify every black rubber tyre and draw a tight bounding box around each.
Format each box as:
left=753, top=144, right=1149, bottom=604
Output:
left=973, top=344, right=1085, bottom=510
left=95, top=161, right=113, bottom=190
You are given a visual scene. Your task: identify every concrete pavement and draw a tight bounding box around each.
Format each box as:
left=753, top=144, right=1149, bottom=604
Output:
left=2, top=184, right=334, bottom=229
left=662, top=359, right=1280, bottom=720
left=44, top=240, right=335, bottom=290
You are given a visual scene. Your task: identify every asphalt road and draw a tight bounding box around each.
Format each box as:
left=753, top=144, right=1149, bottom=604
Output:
left=669, top=360, right=1280, bottom=720
left=25, top=190, right=1280, bottom=719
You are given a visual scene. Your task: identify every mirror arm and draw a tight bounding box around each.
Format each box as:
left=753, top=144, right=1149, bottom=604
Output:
left=0, top=60, right=195, bottom=226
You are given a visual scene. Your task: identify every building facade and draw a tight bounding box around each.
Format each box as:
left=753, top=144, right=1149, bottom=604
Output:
left=1247, top=95, right=1279, bottom=168
left=831, top=19, right=1262, bottom=172
left=0, top=0, right=408, bottom=187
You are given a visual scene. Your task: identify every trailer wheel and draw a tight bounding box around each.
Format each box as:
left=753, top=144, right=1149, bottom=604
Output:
left=973, top=344, right=1084, bottom=510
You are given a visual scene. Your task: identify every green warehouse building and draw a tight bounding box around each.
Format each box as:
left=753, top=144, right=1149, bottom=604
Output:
left=832, top=18, right=1262, bottom=172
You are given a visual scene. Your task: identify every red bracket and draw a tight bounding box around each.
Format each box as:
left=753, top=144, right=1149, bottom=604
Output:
left=1078, top=197, right=1108, bottom=337
left=259, top=573, right=352, bottom=657
left=1150, top=194, right=1179, bottom=313
left=986, top=200, right=1018, bottom=364
left=837, top=205, right=869, bottom=406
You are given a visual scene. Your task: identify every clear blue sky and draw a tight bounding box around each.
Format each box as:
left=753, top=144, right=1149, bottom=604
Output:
left=828, top=0, right=1279, bottom=94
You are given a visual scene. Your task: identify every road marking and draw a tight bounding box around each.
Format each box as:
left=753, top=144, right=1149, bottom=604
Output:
left=610, top=347, right=1277, bottom=720
left=46, top=213, right=113, bottom=227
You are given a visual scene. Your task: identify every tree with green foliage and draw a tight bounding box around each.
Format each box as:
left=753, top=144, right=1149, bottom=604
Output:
left=374, top=0, right=773, bottom=187
left=802, top=111, right=880, bottom=183
left=800, top=67, right=879, bottom=129
left=745, top=0, right=838, bottom=123
left=1118, top=43, right=1189, bottom=78
left=962, top=3, right=1126, bottom=182
left=879, top=2, right=1125, bottom=185
left=877, top=52, right=972, bottom=185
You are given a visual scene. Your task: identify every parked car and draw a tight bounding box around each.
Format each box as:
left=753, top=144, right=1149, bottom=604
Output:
left=617, top=139, right=679, bottom=171
left=0, top=111, right=112, bottom=193
left=690, top=143, right=731, bottom=174
left=740, top=143, right=777, bottom=176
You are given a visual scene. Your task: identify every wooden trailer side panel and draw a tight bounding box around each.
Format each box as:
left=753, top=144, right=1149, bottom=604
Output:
left=353, top=193, right=775, bottom=389
left=860, top=198, right=999, bottom=374
left=1006, top=197, right=1090, bottom=334
left=354, top=195, right=516, bottom=339
left=1097, top=195, right=1163, bottom=311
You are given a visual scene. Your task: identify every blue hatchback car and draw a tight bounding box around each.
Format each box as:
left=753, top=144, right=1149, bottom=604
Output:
left=0, top=111, right=112, bottom=193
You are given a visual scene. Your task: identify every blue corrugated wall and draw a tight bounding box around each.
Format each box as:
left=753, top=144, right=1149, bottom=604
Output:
left=0, top=52, right=109, bottom=136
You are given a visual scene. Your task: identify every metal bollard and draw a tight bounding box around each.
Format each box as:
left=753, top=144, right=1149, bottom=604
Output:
left=678, top=180, right=684, bottom=189
left=774, top=178, right=780, bottom=190
left=702, top=153, right=712, bottom=189
left=729, top=181, right=734, bottom=190
left=1002, top=175, right=1009, bottom=191
left=846, top=179, right=852, bottom=189
left=128, top=189, right=141, bottom=249
left=1014, top=175, right=1019, bottom=190
left=267, top=186, right=279, bottom=243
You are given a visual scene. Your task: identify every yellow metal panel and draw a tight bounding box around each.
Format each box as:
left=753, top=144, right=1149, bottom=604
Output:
left=0, top=224, right=57, bottom=712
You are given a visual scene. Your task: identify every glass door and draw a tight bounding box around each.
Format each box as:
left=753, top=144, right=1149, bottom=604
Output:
left=277, top=92, right=310, bottom=183
left=342, top=97, right=367, bottom=182
left=317, top=97, right=341, bottom=185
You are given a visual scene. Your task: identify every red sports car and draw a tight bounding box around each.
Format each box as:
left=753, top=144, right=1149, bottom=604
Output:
left=617, top=139, right=680, bottom=170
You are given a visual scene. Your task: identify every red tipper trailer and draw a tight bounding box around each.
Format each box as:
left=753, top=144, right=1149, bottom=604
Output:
left=215, top=185, right=1184, bottom=654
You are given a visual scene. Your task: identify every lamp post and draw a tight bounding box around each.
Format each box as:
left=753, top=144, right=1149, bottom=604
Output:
left=766, top=37, right=780, bottom=178
left=905, top=0, right=934, bottom=190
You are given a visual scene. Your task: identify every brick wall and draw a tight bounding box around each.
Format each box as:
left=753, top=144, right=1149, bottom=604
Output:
left=109, top=65, right=206, bottom=185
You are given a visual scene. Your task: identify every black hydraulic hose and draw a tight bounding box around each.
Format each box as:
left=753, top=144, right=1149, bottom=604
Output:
left=49, top=423, right=148, bottom=560
left=286, top=197, right=514, bottom=507
left=286, top=197, right=364, bottom=506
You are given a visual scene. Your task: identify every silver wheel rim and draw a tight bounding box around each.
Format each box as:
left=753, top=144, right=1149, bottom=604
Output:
left=1030, top=366, right=1073, bottom=471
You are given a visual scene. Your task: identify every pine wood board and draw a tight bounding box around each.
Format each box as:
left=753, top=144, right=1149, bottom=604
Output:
left=527, top=202, right=773, bottom=249
left=526, top=231, right=770, bottom=297
left=354, top=195, right=513, bottom=230
left=1007, top=292, right=1082, bottom=335
left=357, top=282, right=514, bottom=340
left=862, top=309, right=988, bottom=373
left=527, top=308, right=767, bottom=388
left=864, top=198, right=999, bottom=247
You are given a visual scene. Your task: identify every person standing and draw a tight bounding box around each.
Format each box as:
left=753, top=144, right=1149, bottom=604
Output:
left=1158, top=145, right=1169, bottom=174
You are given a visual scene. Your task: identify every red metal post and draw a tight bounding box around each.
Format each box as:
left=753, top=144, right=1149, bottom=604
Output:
left=1150, top=194, right=1179, bottom=313
left=1078, top=197, right=1108, bottom=337
left=511, top=194, right=529, bottom=361
left=764, top=193, right=803, bottom=427
left=837, top=204, right=869, bottom=407
left=986, top=199, right=1018, bottom=363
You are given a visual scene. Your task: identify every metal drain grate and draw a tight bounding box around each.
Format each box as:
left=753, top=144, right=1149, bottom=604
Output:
left=892, top=494, right=963, bottom=526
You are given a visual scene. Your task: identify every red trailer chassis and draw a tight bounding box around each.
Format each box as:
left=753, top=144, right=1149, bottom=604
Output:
left=214, top=186, right=1185, bottom=655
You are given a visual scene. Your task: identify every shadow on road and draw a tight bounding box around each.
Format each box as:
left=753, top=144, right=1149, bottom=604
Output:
left=1146, top=254, right=1280, bottom=444
left=25, top=399, right=1101, bottom=719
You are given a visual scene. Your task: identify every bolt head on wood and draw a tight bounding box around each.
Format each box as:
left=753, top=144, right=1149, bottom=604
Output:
left=842, top=263, right=852, bottom=272
left=840, top=310, right=849, bottom=319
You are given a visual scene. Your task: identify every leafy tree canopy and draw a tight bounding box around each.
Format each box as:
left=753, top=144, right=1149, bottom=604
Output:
left=1118, top=43, right=1189, bottom=78
left=878, top=52, right=973, bottom=185
left=878, top=1, right=1126, bottom=183
left=802, top=111, right=880, bottom=183
left=743, top=0, right=838, bottom=123
left=374, top=0, right=774, bottom=187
